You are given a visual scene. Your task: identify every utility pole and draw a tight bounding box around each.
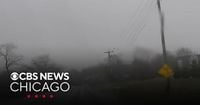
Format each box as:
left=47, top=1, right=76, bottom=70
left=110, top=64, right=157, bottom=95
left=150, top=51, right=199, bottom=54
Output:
left=157, top=0, right=167, bottom=63
left=104, top=50, right=114, bottom=64
left=104, top=50, right=114, bottom=74
left=157, top=0, right=170, bottom=94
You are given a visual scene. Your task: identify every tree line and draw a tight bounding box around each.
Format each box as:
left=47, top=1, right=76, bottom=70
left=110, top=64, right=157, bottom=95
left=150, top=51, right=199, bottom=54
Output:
left=0, top=43, right=199, bottom=83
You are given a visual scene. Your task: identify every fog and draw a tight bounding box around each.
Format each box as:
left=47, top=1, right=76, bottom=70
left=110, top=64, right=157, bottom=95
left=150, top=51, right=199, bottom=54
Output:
left=0, top=0, right=200, bottom=68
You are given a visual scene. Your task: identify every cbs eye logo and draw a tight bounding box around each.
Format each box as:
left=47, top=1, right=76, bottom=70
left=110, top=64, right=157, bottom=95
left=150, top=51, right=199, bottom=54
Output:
left=10, top=72, right=19, bottom=81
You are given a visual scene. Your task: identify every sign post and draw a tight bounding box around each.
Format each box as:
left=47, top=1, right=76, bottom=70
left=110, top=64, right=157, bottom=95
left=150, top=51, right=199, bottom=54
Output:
left=158, top=64, right=174, bottom=94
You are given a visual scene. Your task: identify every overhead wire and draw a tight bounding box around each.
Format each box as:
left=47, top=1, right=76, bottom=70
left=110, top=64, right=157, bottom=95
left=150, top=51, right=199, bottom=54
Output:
left=128, top=0, right=156, bottom=43
left=125, top=0, right=153, bottom=41
left=119, top=0, right=146, bottom=39
left=119, top=0, right=157, bottom=47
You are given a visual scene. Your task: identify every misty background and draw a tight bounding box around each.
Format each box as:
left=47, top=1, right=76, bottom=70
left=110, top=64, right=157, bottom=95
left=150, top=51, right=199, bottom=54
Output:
left=0, top=0, right=200, bottom=69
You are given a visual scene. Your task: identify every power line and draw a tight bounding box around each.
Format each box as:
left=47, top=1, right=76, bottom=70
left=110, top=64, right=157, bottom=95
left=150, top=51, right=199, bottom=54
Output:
left=120, top=0, right=155, bottom=45
left=123, top=0, right=152, bottom=41
left=128, top=0, right=156, bottom=42
left=125, top=0, right=156, bottom=45
left=119, top=0, right=146, bottom=39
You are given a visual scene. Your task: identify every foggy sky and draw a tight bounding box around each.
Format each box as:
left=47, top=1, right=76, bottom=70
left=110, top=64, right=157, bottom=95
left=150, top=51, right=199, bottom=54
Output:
left=0, top=0, right=200, bottom=69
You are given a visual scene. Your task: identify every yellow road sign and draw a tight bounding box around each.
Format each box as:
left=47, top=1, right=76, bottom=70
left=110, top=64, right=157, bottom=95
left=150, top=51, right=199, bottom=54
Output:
left=158, top=64, right=174, bottom=78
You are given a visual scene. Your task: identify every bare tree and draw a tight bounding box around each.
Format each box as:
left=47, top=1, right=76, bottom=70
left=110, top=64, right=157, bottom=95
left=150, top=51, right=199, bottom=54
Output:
left=0, top=43, right=22, bottom=72
left=28, top=54, right=63, bottom=72
left=110, top=54, right=123, bottom=65
left=176, top=48, right=193, bottom=57
left=133, top=47, right=155, bottom=62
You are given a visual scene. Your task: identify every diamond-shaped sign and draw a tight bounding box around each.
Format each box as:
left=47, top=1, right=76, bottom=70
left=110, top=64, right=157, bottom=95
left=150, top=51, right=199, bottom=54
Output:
left=158, top=64, right=174, bottom=78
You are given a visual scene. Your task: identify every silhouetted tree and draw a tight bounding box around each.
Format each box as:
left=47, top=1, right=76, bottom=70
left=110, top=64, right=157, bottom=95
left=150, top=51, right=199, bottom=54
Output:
left=133, top=47, right=155, bottom=62
left=0, top=43, right=22, bottom=72
left=26, top=54, right=64, bottom=72
left=176, top=47, right=193, bottom=57
left=110, top=54, right=123, bottom=65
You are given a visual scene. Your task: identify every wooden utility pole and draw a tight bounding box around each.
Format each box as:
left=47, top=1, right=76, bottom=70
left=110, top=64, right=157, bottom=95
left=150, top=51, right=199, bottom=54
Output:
left=104, top=50, right=114, bottom=74
left=157, top=0, right=170, bottom=94
left=104, top=50, right=114, bottom=64
left=157, top=0, right=167, bottom=63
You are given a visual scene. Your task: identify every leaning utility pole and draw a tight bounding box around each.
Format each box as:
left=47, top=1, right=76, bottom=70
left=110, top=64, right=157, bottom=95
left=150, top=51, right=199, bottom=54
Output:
left=157, top=0, right=167, bottom=64
left=157, top=0, right=171, bottom=94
